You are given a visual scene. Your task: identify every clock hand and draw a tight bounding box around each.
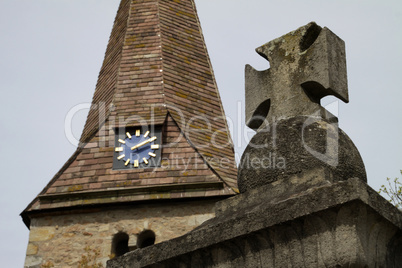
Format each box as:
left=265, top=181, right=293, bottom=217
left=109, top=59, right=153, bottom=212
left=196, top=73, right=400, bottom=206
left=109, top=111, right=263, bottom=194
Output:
left=131, top=136, right=157, bottom=150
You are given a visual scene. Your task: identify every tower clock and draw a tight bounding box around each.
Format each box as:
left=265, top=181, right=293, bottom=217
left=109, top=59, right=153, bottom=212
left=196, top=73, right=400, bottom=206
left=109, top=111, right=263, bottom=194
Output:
left=113, top=126, right=161, bottom=170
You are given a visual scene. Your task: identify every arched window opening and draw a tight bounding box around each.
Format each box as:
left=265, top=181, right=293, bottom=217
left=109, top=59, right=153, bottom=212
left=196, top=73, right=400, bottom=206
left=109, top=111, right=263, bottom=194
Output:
left=137, top=230, right=155, bottom=249
left=111, top=232, right=129, bottom=258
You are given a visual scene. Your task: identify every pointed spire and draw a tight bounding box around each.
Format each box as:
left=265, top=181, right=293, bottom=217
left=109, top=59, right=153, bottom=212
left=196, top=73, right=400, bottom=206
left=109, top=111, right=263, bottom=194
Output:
left=22, top=0, right=237, bottom=226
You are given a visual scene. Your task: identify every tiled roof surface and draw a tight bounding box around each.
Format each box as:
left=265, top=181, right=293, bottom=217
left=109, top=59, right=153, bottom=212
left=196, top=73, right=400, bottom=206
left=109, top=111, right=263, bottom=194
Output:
left=22, top=0, right=237, bottom=221
left=80, top=0, right=131, bottom=144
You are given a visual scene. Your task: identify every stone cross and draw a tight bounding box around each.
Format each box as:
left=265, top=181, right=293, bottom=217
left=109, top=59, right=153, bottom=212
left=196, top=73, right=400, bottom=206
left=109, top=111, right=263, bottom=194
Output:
left=245, top=22, right=349, bottom=130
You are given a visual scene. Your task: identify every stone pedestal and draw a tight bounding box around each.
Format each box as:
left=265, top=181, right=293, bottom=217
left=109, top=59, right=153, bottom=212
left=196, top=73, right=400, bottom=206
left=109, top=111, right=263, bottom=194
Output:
left=107, top=177, right=402, bottom=267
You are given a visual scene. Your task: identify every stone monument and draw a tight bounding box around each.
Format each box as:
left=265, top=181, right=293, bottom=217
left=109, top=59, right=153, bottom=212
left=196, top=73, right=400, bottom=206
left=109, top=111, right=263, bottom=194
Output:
left=238, top=22, right=366, bottom=192
left=108, top=22, right=402, bottom=268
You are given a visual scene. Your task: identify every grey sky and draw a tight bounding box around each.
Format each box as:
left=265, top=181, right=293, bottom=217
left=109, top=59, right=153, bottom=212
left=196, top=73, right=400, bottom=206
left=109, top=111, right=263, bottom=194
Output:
left=1, top=0, right=401, bottom=266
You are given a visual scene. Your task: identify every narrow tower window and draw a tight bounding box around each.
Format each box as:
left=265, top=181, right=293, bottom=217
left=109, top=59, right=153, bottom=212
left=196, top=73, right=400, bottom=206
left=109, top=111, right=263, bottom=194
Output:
left=111, top=232, right=129, bottom=257
left=137, top=230, right=155, bottom=248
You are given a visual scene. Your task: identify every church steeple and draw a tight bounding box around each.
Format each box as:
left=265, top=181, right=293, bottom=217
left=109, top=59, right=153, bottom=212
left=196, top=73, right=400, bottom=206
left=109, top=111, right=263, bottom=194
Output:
left=22, top=0, right=237, bottom=225
left=22, top=2, right=237, bottom=264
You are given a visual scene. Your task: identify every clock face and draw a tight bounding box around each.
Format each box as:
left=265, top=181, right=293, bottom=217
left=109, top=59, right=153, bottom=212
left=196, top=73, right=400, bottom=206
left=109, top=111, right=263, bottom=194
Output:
left=113, top=126, right=161, bottom=169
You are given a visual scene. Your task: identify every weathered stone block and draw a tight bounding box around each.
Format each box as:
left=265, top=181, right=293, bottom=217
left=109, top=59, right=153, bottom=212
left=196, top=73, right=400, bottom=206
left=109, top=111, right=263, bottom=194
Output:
left=29, top=227, right=56, bottom=242
left=26, top=243, right=38, bottom=255
left=24, top=255, right=42, bottom=268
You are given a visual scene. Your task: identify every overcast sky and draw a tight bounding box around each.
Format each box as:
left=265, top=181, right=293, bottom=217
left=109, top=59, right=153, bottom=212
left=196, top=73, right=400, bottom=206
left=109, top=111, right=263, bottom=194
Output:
left=1, top=0, right=401, bottom=266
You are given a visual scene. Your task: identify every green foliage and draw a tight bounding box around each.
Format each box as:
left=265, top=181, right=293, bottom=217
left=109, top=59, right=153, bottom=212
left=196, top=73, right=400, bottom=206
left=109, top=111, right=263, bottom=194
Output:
left=379, top=170, right=402, bottom=208
left=78, top=246, right=104, bottom=268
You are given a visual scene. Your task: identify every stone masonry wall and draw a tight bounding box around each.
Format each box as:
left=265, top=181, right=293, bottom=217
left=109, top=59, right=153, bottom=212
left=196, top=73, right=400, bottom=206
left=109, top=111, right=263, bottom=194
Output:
left=24, top=200, right=216, bottom=268
left=107, top=179, right=402, bottom=268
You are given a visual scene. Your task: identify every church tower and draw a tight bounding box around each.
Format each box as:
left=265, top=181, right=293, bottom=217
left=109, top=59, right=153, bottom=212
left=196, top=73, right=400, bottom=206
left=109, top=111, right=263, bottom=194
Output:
left=21, top=0, right=237, bottom=266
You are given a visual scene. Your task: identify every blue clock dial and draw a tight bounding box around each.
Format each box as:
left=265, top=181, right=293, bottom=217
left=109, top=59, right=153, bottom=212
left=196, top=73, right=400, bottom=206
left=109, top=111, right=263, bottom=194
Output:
left=114, top=129, right=160, bottom=168
left=122, top=135, right=154, bottom=163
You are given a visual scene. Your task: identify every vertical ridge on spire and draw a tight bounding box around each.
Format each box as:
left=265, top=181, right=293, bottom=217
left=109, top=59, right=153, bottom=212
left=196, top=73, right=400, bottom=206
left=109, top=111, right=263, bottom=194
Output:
left=159, top=0, right=237, bottom=185
left=80, top=0, right=130, bottom=144
left=110, top=0, right=167, bottom=124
